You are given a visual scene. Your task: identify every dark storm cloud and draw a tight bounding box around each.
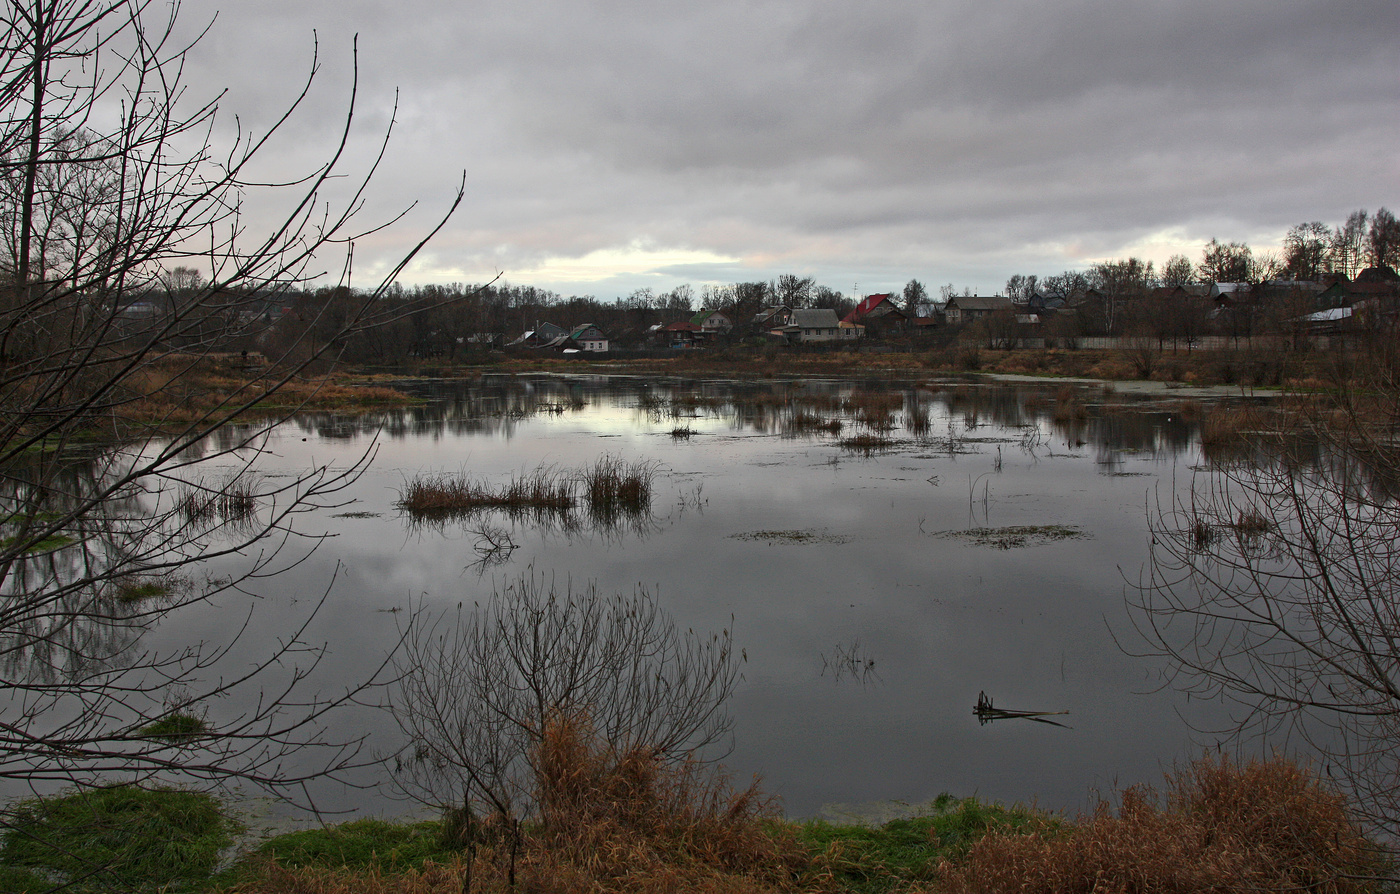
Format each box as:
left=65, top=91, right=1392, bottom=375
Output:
left=177, top=0, right=1398, bottom=294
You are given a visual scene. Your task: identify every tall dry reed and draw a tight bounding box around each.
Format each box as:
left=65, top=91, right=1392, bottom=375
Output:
left=938, top=754, right=1382, bottom=894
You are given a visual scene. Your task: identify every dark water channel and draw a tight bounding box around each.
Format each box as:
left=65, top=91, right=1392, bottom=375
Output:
left=150, top=374, right=1272, bottom=821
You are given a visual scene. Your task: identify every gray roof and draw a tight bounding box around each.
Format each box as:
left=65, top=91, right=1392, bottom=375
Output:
left=947, top=295, right=1014, bottom=312
left=791, top=308, right=840, bottom=328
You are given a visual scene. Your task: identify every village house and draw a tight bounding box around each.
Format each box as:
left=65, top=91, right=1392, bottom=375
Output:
left=842, top=293, right=907, bottom=332
left=789, top=308, right=861, bottom=344
left=691, top=309, right=733, bottom=334
left=507, top=321, right=569, bottom=349
left=943, top=295, right=1014, bottom=324
left=752, top=305, right=793, bottom=331
left=567, top=323, right=608, bottom=352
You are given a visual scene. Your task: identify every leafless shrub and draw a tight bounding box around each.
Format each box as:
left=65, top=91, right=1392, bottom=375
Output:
left=1134, top=404, right=1400, bottom=832
left=390, top=574, right=740, bottom=825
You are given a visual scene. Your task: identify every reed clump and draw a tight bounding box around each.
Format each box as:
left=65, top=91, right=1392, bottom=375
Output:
left=581, top=456, right=657, bottom=518
left=838, top=434, right=895, bottom=453
left=844, top=391, right=902, bottom=431
left=1199, top=406, right=1274, bottom=459
left=395, top=467, right=574, bottom=519
left=938, top=754, right=1383, bottom=894
left=177, top=481, right=257, bottom=526
left=789, top=412, right=842, bottom=434
left=525, top=714, right=810, bottom=891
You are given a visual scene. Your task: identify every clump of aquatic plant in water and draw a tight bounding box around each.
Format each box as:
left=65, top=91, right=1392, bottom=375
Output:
left=839, top=434, right=896, bottom=454
left=396, top=467, right=574, bottom=520
left=137, top=712, right=210, bottom=741
left=580, top=455, right=656, bottom=513
left=938, top=525, right=1088, bottom=549
left=176, top=480, right=257, bottom=526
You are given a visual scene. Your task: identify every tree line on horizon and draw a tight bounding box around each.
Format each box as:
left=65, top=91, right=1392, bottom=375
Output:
left=114, top=205, right=1400, bottom=365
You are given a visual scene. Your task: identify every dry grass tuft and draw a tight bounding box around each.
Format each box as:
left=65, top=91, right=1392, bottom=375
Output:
left=937, top=754, right=1383, bottom=894
left=230, top=715, right=814, bottom=894
left=528, top=713, right=811, bottom=891
left=396, top=467, right=573, bottom=519
left=580, top=455, right=657, bottom=518
left=178, top=480, right=258, bottom=526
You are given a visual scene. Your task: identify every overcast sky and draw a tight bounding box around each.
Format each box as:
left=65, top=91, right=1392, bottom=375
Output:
left=179, top=0, right=1398, bottom=298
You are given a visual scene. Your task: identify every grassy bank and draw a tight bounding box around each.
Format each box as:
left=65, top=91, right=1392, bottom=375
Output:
left=1, top=755, right=1387, bottom=893
left=390, top=343, right=1340, bottom=391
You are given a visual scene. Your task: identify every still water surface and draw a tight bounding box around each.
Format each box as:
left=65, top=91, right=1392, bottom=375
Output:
left=166, top=374, right=1265, bottom=821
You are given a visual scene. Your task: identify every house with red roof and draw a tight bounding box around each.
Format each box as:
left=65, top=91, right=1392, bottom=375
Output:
left=842, top=293, right=907, bottom=331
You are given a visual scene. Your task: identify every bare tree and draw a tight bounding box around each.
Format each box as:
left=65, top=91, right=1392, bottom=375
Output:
left=1283, top=222, right=1332, bottom=280
left=1004, top=274, right=1037, bottom=303
left=1367, top=208, right=1400, bottom=271
left=0, top=0, right=463, bottom=811
left=1131, top=380, right=1400, bottom=831
left=390, top=574, right=740, bottom=824
left=901, top=278, right=928, bottom=316
left=1160, top=255, right=1195, bottom=289
left=1330, top=210, right=1369, bottom=278
left=1197, top=239, right=1253, bottom=283
left=773, top=274, right=815, bottom=309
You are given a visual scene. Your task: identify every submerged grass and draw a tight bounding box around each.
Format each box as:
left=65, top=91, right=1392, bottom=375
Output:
left=0, top=785, right=239, bottom=893
left=838, top=434, right=896, bottom=453
left=939, top=525, right=1089, bottom=549
left=137, top=712, right=210, bottom=742
left=114, top=579, right=173, bottom=604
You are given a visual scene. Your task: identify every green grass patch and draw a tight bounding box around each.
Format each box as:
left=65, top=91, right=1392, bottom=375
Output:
left=0, top=532, right=75, bottom=553
left=115, top=580, right=172, bottom=603
left=0, top=785, right=239, bottom=893
left=938, top=524, right=1089, bottom=549
left=792, top=795, right=1051, bottom=893
left=250, top=818, right=455, bottom=874
left=0, top=864, right=50, bottom=894
left=137, top=712, right=209, bottom=741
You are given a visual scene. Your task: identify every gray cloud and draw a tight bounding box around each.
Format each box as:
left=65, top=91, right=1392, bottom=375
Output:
left=177, top=0, right=1399, bottom=295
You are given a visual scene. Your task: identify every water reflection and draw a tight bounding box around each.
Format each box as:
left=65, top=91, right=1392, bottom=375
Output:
left=22, top=373, right=1363, bottom=820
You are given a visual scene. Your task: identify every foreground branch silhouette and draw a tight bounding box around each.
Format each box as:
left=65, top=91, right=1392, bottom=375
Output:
left=1133, top=363, right=1400, bottom=832
left=0, top=0, right=463, bottom=808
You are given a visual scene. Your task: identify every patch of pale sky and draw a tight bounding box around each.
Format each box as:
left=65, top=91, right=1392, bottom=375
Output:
left=507, top=244, right=740, bottom=286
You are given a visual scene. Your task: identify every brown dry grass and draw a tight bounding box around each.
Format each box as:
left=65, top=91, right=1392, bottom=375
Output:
left=1198, top=405, right=1273, bottom=458
left=107, top=354, right=413, bottom=434
left=395, top=467, right=574, bottom=518
left=230, top=715, right=818, bottom=894
left=937, top=754, right=1384, bottom=894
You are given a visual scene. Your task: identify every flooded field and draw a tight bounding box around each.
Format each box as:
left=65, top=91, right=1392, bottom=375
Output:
left=20, top=374, right=1284, bottom=822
